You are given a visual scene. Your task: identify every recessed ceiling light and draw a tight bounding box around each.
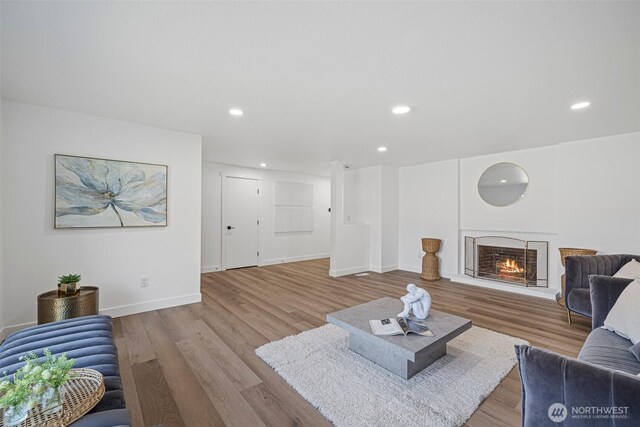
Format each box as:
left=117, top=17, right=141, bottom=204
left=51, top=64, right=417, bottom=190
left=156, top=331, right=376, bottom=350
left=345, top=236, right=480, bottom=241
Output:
left=570, top=101, right=591, bottom=110
left=392, top=105, right=411, bottom=115
left=229, top=108, right=244, bottom=116
left=260, top=163, right=267, bottom=167
left=500, top=179, right=507, bottom=183
left=377, top=146, right=387, bottom=152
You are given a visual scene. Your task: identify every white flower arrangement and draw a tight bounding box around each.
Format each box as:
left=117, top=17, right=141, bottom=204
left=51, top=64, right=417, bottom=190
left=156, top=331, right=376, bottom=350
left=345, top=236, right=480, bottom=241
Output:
left=0, top=348, right=75, bottom=421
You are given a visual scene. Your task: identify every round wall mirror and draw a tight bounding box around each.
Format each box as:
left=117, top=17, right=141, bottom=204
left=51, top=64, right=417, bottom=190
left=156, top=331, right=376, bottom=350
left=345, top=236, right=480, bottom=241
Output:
left=478, top=162, right=529, bottom=207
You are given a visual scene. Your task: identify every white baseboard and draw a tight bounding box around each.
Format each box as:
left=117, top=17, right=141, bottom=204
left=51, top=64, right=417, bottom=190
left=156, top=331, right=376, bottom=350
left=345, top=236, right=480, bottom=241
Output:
left=370, top=264, right=399, bottom=273
left=398, top=265, right=456, bottom=279
left=201, top=254, right=329, bottom=273
left=0, top=293, right=203, bottom=339
left=201, top=265, right=222, bottom=273
left=398, top=264, right=421, bottom=273
left=101, top=293, right=202, bottom=318
left=329, top=265, right=370, bottom=277
left=260, top=253, right=329, bottom=266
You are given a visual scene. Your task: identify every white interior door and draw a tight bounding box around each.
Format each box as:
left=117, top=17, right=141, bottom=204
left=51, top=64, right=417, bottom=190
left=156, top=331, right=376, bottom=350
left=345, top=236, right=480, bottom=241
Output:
left=223, top=177, right=259, bottom=269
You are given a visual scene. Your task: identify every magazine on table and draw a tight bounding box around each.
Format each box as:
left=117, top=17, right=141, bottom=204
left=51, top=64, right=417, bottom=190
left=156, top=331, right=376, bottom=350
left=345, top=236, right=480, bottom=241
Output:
left=369, top=317, right=434, bottom=337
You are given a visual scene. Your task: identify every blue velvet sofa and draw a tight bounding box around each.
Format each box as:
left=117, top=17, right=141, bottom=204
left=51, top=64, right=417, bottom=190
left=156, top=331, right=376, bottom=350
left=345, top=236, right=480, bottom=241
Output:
left=0, top=315, right=131, bottom=426
left=516, top=275, right=640, bottom=426
left=565, top=254, right=640, bottom=323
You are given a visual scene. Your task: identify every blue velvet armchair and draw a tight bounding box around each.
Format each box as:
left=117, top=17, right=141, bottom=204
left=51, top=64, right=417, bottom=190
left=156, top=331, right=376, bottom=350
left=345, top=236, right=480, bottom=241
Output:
left=564, top=254, right=640, bottom=323
left=516, top=274, right=640, bottom=426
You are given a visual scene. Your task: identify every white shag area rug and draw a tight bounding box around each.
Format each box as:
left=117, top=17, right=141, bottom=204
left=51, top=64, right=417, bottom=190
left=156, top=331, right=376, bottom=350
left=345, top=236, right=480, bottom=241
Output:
left=256, top=324, right=527, bottom=427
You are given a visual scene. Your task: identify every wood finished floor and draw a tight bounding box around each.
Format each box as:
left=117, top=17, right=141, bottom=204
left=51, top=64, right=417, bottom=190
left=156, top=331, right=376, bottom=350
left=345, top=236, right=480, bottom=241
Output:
left=113, top=258, right=591, bottom=427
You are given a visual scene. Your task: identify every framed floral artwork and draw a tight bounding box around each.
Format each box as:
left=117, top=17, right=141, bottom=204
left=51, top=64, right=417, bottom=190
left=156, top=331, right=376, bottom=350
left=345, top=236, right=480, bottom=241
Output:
left=55, top=154, right=168, bottom=228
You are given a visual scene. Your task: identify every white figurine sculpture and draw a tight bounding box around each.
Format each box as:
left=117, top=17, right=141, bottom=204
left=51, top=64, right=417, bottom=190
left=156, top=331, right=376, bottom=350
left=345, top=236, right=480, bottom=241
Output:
left=398, top=283, right=432, bottom=320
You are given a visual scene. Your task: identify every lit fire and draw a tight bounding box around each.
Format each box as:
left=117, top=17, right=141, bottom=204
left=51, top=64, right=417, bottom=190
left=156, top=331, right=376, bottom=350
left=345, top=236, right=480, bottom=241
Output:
left=497, top=258, right=524, bottom=275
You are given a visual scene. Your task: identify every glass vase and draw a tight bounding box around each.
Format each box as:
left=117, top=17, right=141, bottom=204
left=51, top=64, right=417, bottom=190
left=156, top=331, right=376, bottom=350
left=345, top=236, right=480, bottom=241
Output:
left=3, top=402, right=29, bottom=426
left=40, top=385, right=65, bottom=415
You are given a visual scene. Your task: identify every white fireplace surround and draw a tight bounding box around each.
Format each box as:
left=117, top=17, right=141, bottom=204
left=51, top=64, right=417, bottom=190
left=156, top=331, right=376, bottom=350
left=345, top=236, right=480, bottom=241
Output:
left=451, top=230, right=560, bottom=300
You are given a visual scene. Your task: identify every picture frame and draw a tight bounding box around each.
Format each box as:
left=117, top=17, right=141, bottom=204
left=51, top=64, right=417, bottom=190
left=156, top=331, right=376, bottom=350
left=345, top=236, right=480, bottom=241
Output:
left=54, top=154, right=168, bottom=229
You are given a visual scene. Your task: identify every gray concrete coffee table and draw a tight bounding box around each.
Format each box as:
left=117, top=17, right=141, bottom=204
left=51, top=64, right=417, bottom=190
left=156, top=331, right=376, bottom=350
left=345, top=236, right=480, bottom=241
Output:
left=326, top=297, right=472, bottom=379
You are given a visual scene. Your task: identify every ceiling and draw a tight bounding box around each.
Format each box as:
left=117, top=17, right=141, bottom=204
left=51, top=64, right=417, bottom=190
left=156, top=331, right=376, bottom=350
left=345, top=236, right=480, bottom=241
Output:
left=2, top=1, right=639, bottom=176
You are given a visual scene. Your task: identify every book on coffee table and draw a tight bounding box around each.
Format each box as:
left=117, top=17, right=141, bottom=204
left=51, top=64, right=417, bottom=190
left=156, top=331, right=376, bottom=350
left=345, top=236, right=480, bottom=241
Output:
left=369, top=317, right=434, bottom=337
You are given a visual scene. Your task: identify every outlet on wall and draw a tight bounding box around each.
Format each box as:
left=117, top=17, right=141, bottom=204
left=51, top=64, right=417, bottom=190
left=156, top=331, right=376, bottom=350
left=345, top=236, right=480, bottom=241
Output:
left=140, top=277, right=150, bottom=288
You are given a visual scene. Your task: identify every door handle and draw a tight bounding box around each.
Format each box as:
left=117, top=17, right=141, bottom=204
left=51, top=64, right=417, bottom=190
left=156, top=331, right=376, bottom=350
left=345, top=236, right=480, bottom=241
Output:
left=227, top=226, right=236, bottom=230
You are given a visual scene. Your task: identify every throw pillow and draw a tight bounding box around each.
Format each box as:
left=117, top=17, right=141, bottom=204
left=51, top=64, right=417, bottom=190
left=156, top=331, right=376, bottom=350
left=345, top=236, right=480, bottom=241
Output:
left=613, top=259, right=640, bottom=279
left=630, top=342, right=640, bottom=362
left=603, top=278, right=640, bottom=344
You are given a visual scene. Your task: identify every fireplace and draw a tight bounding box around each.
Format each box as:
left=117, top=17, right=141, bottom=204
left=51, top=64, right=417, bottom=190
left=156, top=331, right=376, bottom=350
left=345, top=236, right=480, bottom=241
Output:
left=465, top=236, right=548, bottom=287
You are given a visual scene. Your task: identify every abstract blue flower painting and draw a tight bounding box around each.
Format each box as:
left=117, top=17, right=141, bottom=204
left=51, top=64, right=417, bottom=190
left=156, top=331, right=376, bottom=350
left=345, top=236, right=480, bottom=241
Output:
left=55, top=154, right=168, bottom=228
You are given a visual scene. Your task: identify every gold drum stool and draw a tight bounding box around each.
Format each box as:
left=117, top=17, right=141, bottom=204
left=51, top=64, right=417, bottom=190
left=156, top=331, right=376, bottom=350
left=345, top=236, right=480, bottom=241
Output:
left=421, top=238, right=442, bottom=281
left=37, top=287, right=99, bottom=325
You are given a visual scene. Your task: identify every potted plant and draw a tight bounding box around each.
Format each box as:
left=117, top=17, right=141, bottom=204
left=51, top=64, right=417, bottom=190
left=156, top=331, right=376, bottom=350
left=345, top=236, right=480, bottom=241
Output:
left=58, top=274, right=81, bottom=295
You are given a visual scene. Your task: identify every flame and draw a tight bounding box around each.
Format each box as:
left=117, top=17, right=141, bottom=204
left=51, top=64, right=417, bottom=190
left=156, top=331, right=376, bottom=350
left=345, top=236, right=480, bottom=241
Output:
left=498, top=258, right=524, bottom=275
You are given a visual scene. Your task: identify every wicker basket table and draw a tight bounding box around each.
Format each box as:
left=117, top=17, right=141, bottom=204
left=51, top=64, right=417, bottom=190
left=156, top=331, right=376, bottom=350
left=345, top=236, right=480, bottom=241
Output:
left=420, top=238, right=442, bottom=281
left=0, top=369, right=105, bottom=427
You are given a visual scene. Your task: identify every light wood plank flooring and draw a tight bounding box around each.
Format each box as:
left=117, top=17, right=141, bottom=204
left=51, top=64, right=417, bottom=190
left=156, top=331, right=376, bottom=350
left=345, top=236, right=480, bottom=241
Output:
left=114, top=258, right=591, bottom=427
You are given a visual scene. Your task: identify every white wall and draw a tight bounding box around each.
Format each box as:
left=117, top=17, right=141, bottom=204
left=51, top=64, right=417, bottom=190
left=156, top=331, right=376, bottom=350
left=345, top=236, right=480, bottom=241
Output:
left=343, top=166, right=381, bottom=269
left=459, top=146, right=560, bottom=290
left=400, top=146, right=561, bottom=287
left=341, top=165, right=399, bottom=273
left=330, top=161, right=370, bottom=276
left=460, top=146, right=558, bottom=234
left=558, top=132, right=640, bottom=254
left=1, top=102, right=202, bottom=332
left=201, top=161, right=330, bottom=272
left=343, top=167, right=380, bottom=227
left=380, top=165, right=399, bottom=271
left=397, top=132, right=640, bottom=294
left=398, top=159, right=459, bottom=277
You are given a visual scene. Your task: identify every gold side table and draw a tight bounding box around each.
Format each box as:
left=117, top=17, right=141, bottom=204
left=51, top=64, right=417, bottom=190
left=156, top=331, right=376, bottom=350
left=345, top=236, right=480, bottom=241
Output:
left=37, top=286, right=99, bottom=325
